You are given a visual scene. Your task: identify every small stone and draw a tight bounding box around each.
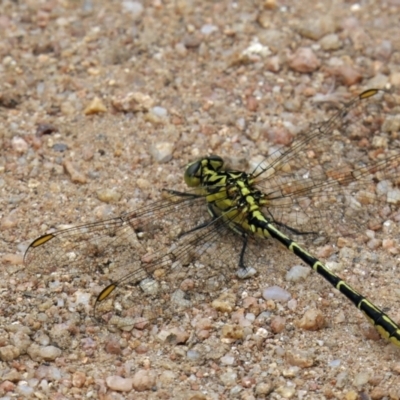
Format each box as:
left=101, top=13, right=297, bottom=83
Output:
left=255, top=381, right=273, bottom=395
left=220, top=354, right=235, bottom=365
left=84, top=97, right=107, bottom=115
left=63, top=160, right=87, bottom=184
left=131, top=369, right=156, bottom=392
left=0, top=345, right=20, bottom=361
left=262, top=286, right=291, bottom=302
left=285, top=265, right=310, bottom=282
left=11, top=136, right=28, bottom=153
left=149, top=142, right=174, bottom=163
left=122, top=1, right=144, bottom=18
left=265, top=55, right=280, bottom=72
left=39, top=345, right=62, bottom=361
left=72, top=371, right=86, bottom=388
left=10, top=331, right=32, bottom=354
left=151, top=106, right=168, bottom=118
left=298, top=309, right=325, bottom=331
left=97, top=188, right=122, bottom=203
left=166, top=327, right=190, bottom=345
left=275, top=386, right=296, bottom=398
left=212, top=299, right=233, bottom=313
left=201, top=24, right=218, bottom=36
left=106, top=375, right=133, bottom=392
left=270, top=316, right=286, bottom=334
left=295, top=16, right=335, bottom=40
left=112, top=91, right=154, bottom=113
left=52, top=143, right=68, bottom=152
left=289, top=47, right=320, bottom=73
left=353, top=371, right=369, bottom=386
left=319, top=33, right=342, bottom=50
left=344, top=391, right=358, bottom=400
left=219, top=369, right=237, bottom=387
left=370, top=386, right=388, bottom=399
left=27, top=344, right=61, bottom=361
left=2, top=369, right=21, bottom=382
left=286, top=349, right=314, bottom=368
left=105, top=337, right=121, bottom=355
left=0, top=380, right=16, bottom=392
left=333, top=65, right=362, bottom=86
left=220, top=324, right=244, bottom=341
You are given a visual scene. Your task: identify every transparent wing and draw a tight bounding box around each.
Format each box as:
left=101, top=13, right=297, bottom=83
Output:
left=24, top=189, right=268, bottom=329
left=254, top=89, right=400, bottom=240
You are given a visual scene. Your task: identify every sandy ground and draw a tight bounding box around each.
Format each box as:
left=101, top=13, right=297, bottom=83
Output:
left=1, top=0, right=400, bottom=399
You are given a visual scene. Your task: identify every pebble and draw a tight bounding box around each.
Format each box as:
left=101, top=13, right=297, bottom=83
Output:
left=63, top=160, right=87, bottom=183
left=151, top=106, right=168, bottom=118
left=186, top=349, right=201, bottom=362
left=270, top=316, right=286, bottom=334
left=285, top=265, right=310, bottom=282
left=275, top=386, right=296, bottom=398
left=286, top=349, right=314, bottom=368
left=220, top=354, right=235, bottom=365
left=84, top=97, right=107, bottom=115
left=11, top=136, right=28, bottom=153
left=219, top=369, right=237, bottom=387
left=262, top=286, right=291, bottom=302
left=319, top=33, right=342, bottom=50
left=295, top=16, right=335, bottom=40
left=105, top=337, right=122, bottom=355
left=387, top=188, right=400, bottom=204
left=112, top=91, right=154, bottom=113
left=201, top=24, right=218, bottom=35
left=254, top=381, right=273, bottom=395
left=158, top=370, right=176, bottom=386
left=298, top=309, right=325, bottom=331
left=149, top=141, right=174, bottom=163
left=289, top=47, right=320, bottom=73
left=220, top=324, right=244, bottom=341
left=72, top=371, right=86, bottom=388
left=52, top=143, right=68, bottom=152
left=10, top=331, right=32, bottom=354
left=131, top=369, right=156, bottom=392
left=106, top=375, right=133, bottom=392
left=212, top=299, right=233, bottom=313
left=0, top=380, right=16, bottom=392
left=27, top=344, right=62, bottom=361
left=353, top=371, right=369, bottom=386
left=2, top=369, right=21, bottom=382
left=0, top=345, right=20, bottom=361
left=97, top=188, right=122, bottom=203
left=35, top=365, right=62, bottom=381
left=344, top=391, right=358, bottom=400
left=333, top=65, right=363, bottom=86
left=122, top=1, right=144, bottom=18
left=328, top=359, right=341, bottom=368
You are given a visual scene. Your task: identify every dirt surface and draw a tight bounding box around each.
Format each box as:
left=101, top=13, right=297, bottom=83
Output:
left=1, top=0, right=400, bottom=399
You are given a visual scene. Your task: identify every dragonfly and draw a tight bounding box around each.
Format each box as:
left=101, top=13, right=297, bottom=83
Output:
left=25, top=88, right=400, bottom=347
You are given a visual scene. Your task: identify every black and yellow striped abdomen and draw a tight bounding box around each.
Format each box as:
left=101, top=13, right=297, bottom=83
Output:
left=187, top=155, right=400, bottom=348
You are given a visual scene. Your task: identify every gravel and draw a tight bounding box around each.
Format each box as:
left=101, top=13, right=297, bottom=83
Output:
left=1, top=0, right=400, bottom=398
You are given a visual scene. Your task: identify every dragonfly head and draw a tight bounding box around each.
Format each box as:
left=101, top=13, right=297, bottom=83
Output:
left=184, top=155, right=224, bottom=187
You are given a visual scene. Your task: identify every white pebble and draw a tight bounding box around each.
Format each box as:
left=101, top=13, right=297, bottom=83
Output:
left=151, top=106, right=168, bottom=117
left=149, top=142, right=174, bottom=163
left=285, top=265, right=310, bottom=282
left=106, top=376, right=133, bottom=392
left=201, top=24, right=218, bottom=35
left=220, top=354, right=235, bottom=365
left=262, top=286, right=291, bottom=302
left=122, top=1, right=143, bottom=17
left=12, top=136, right=28, bottom=153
